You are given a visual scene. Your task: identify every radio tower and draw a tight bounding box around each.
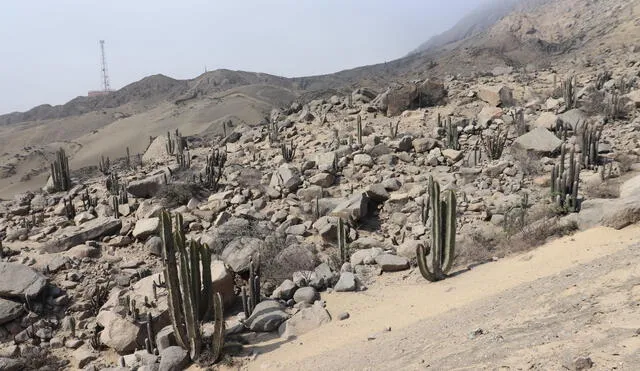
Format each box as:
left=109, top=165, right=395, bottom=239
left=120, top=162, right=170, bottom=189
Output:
left=99, top=40, right=111, bottom=92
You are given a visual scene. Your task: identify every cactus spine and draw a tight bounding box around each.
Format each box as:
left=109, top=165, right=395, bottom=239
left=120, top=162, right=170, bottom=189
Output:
left=159, top=210, right=224, bottom=363
left=50, top=148, right=71, bottom=192
left=416, top=176, right=456, bottom=282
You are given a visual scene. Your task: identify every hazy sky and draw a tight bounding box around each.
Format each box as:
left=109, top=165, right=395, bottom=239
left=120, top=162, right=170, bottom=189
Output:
left=0, top=0, right=485, bottom=114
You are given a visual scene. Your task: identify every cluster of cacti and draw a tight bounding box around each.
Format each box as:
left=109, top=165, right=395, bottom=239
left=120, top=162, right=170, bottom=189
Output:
left=562, top=76, right=577, bottom=110
left=241, top=258, right=261, bottom=318
left=511, top=109, right=527, bottom=136
left=177, top=151, right=191, bottom=169
left=99, top=155, right=110, bottom=174
left=81, top=190, right=97, bottom=211
left=50, top=148, right=71, bottom=192
left=388, top=120, right=399, bottom=139
left=337, top=218, right=350, bottom=264
left=580, top=123, right=602, bottom=169
left=268, top=122, right=279, bottom=145
left=356, top=115, right=363, bottom=145
left=595, top=70, right=611, bottom=90
left=444, top=118, right=460, bottom=150
left=203, top=148, right=227, bottom=191
left=108, top=172, right=120, bottom=195
left=63, top=198, right=76, bottom=220
left=159, top=210, right=224, bottom=362
left=281, top=140, right=297, bottom=162
left=481, top=129, right=508, bottom=160
left=550, top=144, right=580, bottom=212
left=416, top=176, right=456, bottom=282
left=605, top=93, right=623, bottom=120
left=554, top=119, right=569, bottom=141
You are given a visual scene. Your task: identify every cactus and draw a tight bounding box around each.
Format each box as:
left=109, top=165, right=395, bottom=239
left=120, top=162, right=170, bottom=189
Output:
left=63, top=198, right=76, bottom=220
left=241, top=258, right=261, bottom=319
left=204, top=148, right=227, bottom=191
left=108, top=172, right=119, bottom=195
left=511, top=109, right=527, bottom=136
left=580, top=123, right=602, bottom=169
left=562, top=76, right=577, bottom=110
left=281, top=140, right=297, bottom=162
left=444, top=119, right=460, bottom=150
left=159, top=210, right=224, bottom=362
left=99, top=155, right=110, bottom=174
left=480, top=129, right=508, bottom=160
left=69, top=316, right=76, bottom=338
left=466, top=142, right=482, bottom=167
left=416, top=176, right=456, bottom=282
left=50, top=148, right=71, bottom=192
left=81, top=190, right=97, bottom=211
left=112, top=196, right=120, bottom=219
left=606, top=93, right=623, bottom=120
left=550, top=144, right=580, bottom=212
left=177, top=151, right=191, bottom=169
left=338, top=218, right=349, bottom=264
left=356, top=115, right=363, bottom=145
left=144, top=313, right=154, bottom=354
left=125, top=147, right=131, bottom=169
left=166, top=131, right=175, bottom=155
left=388, top=120, right=400, bottom=139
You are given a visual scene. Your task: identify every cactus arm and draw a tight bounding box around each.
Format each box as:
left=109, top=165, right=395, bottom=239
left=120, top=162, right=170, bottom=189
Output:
left=210, top=292, right=225, bottom=363
left=200, top=244, right=212, bottom=321
left=416, top=242, right=436, bottom=282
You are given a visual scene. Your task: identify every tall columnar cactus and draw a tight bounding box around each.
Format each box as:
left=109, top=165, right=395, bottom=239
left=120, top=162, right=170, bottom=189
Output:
left=416, top=176, right=456, bottom=282
left=241, top=258, right=261, bottom=318
left=356, top=115, right=363, bottom=145
left=50, top=148, right=71, bottom=192
left=338, top=218, right=350, bottom=264
left=562, top=76, right=577, bottom=110
left=445, top=119, right=460, bottom=150
left=388, top=121, right=399, bottom=139
left=159, top=210, right=224, bottom=363
left=580, top=123, right=602, bottom=169
left=550, top=144, right=580, bottom=212
left=166, top=131, right=175, bottom=155
left=99, top=155, right=110, bottom=175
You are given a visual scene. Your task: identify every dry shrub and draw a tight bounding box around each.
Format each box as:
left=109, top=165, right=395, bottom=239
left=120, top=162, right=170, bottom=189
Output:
left=259, top=233, right=318, bottom=284
left=582, top=90, right=607, bottom=116
left=584, top=181, right=620, bottom=199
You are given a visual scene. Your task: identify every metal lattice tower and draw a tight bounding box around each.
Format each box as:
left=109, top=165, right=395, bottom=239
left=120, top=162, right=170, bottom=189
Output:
left=99, top=40, right=111, bottom=92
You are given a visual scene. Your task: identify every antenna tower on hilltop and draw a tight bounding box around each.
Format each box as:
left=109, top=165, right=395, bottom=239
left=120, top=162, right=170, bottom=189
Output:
left=99, top=40, right=111, bottom=92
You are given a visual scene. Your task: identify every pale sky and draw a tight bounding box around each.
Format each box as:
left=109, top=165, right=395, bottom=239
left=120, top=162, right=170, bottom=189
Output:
left=0, top=0, right=485, bottom=114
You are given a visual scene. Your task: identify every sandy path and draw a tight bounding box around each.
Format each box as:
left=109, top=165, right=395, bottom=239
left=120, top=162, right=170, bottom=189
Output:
left=246, top=225, right=640, bottom=370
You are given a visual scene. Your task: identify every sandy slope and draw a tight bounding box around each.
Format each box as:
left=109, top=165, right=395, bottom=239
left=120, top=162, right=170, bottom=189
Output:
left=245, top=225, right=640, bottom=370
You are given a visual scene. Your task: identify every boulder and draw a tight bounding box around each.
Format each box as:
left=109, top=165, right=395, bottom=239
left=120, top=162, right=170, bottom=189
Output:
left=386, top=79, right=447, bottom=116
left=132, top=218, right=160, bottom=240
left=211, top=260, right=236, bottom=308
left=97, top=311, right=142, bottom=353
left=158, top=346, right=188, bottom=371
left=627, top=90, right=640, bottom=108
left=558, top=109, right=587, bottom=131
left=44, top=217, right=121, bottom=253
left=334, top=272, right=357, bottom=292
left=374, top=254, right=410, bottom=272
left=273, top=279, right=297, bottom=300
left=477, top=106, right=503, bottom=126
left=0, top=298, right=23, bottom=325
left=275, top=244, right=316, bottom=273
left=534, top=112, right=558, bottom=130
left=315, top=152, right=337, bottom=172
left=513, top=127, right=562, bottom=154
left=413, top=137, right=437, bottom=153
left=270, top=164, right=302, bottom=191
left=0, top=263, right=47, bottom=298
left=293, top=287, right=318, bottom=304
left=221, top=237, right=263, bottom=273
left=308, top=172, right=335, bottom=188
left=278, top=303, right=331, bottom=339
left=396, top=240, right=424, bottom=260
left=0, top=357, right=23, bottom=371
left=145, top=236, right=163, bottom=256
left=244, top=300, right=289, bottom=332
left=578, top=194, right=640, bottom=230
left=353, top=154, right=374, bottom=167
left=126, top=172, right=167, bottom=199
left=331, top=193, right=369, bottom=222
left=477, top=85, right=514, bottom=107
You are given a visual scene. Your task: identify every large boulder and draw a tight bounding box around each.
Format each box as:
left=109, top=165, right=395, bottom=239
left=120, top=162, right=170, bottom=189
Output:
left=211, top=260, right=236, bottom=308
left=334, top=272, right=358, bottom=292
left=331, top=193, right=370, bottom=222
left=477, top=85, right=514, bottom=107
left=243, top=300, right=290, bottom=332
left=221, top=237, right=263, bottom=273
left=127, top=172, right=167, bottom=199
left=278, top=303, right=331, bottom=339
left=44, top=217, right=121, bottom=253
left=386, top=79, right=447, bottom=116
left=0, top=263, right=47, bottom=298
left=513, top=127, right=562, bottom=154
left=0, top=298, right=24, bottom=325
left=578, top=186, right=640, bottom=230
left=557, top=109, right=587, bottom=131
left=374, top=254, right=410, bottom=272
left=158, top=346, right=188, bottom=371
left=269, top=164, right=302, bottom=192
left=132, top=218, right=159, bottom=240
left=97, top=311, right=142, bottom=354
